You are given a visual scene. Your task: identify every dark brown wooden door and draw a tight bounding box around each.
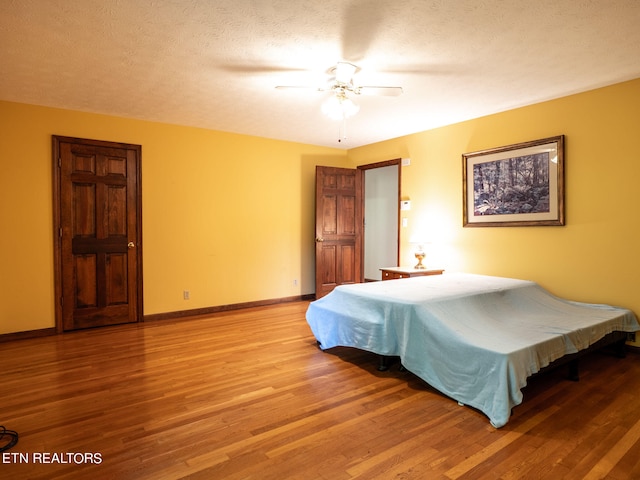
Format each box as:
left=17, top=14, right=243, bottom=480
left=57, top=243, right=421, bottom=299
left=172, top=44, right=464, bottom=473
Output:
left=53, top=136, right=142, bottom=331
left=315, top=166, right=363, bottom=299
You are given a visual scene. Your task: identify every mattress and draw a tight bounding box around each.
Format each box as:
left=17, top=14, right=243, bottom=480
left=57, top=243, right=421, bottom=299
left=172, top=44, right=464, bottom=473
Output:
left=306, top=273, right=640, bottom=427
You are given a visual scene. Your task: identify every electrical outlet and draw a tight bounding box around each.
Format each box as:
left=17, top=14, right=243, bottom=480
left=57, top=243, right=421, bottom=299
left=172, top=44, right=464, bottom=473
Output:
left=628, top=332, right=636, bottom=343
left=293, top=279, right=298, bottom=286
left=183, top=290, right=190, bottom=300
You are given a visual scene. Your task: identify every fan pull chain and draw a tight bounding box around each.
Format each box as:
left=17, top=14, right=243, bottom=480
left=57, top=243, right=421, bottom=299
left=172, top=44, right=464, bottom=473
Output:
left=338, top=116, right=347, bottom=143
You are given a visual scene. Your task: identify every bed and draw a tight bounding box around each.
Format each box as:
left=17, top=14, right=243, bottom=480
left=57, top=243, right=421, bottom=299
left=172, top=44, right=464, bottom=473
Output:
left=306, top=273, right=639, bottom=428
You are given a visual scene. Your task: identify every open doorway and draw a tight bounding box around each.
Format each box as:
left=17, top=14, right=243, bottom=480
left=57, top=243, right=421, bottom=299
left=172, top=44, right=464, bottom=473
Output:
left=359, top=159, right=400, bottom=281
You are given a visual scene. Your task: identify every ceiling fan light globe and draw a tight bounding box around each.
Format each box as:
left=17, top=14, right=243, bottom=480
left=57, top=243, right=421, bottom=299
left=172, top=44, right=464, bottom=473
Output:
left=322, top=95, right=360, bottom=120
left=341, top=98, right=360, bottom=117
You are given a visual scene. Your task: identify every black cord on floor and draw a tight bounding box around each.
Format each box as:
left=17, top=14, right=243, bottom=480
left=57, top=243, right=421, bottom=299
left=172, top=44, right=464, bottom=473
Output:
left=0, top=425, right=19, bottom=452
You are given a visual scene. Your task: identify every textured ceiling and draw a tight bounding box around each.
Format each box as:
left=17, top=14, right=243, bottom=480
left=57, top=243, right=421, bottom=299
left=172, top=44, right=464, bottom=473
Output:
left=1, top=0, right=640, bottom=148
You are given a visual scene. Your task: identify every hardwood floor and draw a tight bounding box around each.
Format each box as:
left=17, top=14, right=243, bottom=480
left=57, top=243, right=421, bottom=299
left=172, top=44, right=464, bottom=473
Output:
left=2, top=301, right=640, bottom=479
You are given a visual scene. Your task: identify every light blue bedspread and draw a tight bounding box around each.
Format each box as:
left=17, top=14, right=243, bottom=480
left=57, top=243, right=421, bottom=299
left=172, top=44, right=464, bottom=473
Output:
left=305, top=273, right=639, bottom=428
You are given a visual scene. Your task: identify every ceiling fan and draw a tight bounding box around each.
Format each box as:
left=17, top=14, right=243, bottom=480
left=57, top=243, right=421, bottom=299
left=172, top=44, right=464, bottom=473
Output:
left=276, top=62, right=403, bottom=121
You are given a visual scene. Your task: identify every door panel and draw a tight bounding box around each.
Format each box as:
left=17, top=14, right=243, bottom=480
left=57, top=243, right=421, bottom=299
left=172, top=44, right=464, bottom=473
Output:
left=53, top=136, right=142, bottom=331
left=340, top=245, right=356, bottom=283
left=315, top=166, right=362, bottom=298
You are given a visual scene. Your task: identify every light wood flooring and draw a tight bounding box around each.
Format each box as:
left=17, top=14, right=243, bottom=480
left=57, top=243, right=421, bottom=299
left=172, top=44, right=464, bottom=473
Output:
left=2, top=301, right=640, bottom=479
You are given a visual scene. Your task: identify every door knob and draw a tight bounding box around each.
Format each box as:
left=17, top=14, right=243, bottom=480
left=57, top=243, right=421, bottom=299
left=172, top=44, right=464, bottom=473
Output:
left=315, top=237, right=324, bottom=242
left=128, top=242, right=135, bottom=249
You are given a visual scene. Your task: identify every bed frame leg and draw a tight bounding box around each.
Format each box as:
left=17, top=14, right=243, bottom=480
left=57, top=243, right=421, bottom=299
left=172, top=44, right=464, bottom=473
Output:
left=568, top=359, right=579, bottom=381
left=378, top=356, right=390, bottom=371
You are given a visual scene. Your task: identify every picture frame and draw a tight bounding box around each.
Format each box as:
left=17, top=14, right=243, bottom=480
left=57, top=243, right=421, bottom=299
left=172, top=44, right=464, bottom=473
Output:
left=462, top=135, right=564, bottom=227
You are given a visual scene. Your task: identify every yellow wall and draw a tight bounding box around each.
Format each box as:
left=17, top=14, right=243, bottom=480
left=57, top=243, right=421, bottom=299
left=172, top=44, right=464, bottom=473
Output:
left=2, top=77, right=639, bottom=336
left=348, top=78, right=640, bottom=321
left=0, top=101, right=347, bottom=334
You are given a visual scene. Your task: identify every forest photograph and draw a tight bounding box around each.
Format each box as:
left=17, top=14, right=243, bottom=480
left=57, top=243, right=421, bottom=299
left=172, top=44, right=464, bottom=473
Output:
left=472, top=152, right=551, bottom=217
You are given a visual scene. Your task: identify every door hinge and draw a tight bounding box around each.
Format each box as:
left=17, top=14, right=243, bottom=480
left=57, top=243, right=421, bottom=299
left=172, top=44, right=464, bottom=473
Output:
left=60, top=296, right=64, bottom=306
left=59, top=228, right=63, bottom=238
left=58, top=157, right=62, bottom=167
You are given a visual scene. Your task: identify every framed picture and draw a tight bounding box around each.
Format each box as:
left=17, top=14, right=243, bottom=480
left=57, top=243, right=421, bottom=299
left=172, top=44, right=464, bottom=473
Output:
left=463, top=135, right=564, bottom=227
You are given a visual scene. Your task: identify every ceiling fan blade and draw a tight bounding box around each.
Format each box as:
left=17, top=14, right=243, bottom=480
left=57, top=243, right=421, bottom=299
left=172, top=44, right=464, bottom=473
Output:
left=357, top=86, right=403, bottom=96
left=341, top=0, right=385, bottom=63
left=218, top=64, right=309, bottom=74
left=275, top=85, right=327, bottom=92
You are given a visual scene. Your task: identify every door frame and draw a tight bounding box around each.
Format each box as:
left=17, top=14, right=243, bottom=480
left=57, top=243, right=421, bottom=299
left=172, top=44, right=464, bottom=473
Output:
left=358, top=158, right=401, bottom=278
left=52, top=135, right=143, bottom=333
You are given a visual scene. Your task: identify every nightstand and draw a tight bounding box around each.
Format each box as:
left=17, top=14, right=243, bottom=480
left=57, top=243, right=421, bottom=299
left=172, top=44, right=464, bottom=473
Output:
left=380, top=267, right=444, bottom=280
